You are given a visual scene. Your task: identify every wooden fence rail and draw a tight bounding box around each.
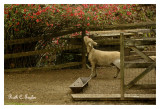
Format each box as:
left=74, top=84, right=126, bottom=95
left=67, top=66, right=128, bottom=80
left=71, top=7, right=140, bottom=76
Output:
left=5, top=45, right=81, bottom=59
left=88, top=22, right=156, bottom=31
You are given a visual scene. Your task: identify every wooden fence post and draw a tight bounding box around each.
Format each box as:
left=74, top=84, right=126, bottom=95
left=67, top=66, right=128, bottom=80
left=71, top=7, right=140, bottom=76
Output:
left=82, top=29, right=86, bottom=69
left=120, top=33, right=125, bottom=100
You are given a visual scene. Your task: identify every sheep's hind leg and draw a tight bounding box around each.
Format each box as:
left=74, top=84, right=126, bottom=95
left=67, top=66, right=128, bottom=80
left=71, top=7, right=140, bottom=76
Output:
left=114, top=66, right=120, bottom=78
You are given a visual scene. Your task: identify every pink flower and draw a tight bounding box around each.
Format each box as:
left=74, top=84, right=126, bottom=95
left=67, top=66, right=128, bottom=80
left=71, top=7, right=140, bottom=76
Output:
left=36, top=19, right=39, bottom=23
left=123, top=5, right=126, bottom=9
left=87, top=23, right=90, bottom=26
left=127, top=11, right=132, bottom=15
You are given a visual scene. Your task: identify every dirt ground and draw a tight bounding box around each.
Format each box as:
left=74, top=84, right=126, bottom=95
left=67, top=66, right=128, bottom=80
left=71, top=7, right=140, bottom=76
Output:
left=4, top=67, right=156, bottom=105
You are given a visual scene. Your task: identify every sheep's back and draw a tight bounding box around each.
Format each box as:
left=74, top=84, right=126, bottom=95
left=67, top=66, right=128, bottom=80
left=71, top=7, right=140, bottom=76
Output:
left=91, top=50, right=120, bottom=66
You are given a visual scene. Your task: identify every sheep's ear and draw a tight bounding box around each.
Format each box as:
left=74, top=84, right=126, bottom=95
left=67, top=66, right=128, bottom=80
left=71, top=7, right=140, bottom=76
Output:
left=88, top=42, right=92, bottom=47
left=93, top=42, right=97, bottom=46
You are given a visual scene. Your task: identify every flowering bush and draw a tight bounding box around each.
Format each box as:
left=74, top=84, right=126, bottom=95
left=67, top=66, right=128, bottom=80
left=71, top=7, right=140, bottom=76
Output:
left=4, top=4, right=156, bottom=40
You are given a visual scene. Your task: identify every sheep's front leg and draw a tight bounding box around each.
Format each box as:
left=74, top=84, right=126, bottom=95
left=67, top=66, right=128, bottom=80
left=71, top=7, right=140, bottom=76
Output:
left=114, top=66, right=120, bottom=78
left=90, top=63, right=97, bottom=78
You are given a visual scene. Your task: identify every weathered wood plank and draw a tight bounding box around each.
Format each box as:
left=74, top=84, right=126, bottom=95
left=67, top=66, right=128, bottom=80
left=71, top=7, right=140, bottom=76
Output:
left=88, top=22, right=156, bottom=31
left=4, top=62, right=82, bottom=73
left=120, top=33, right=125, bottom=100
left=61, top=38, right=82, bottom=45
left=5, top=36, right=45, bottom=45
left=125, top=55, right=143, bottom=61
left=125, top=63, right=156, bottom=89
left=129, top=51, right=156, bottom=56
left=125, top=38, right=156, bottom=46
left=95, top=39, right=120, bottom=45
left=130, top=46, right=154, bottom=62
left=125, top=53, right=156, bottom=61
left=71, top=94, right=156, bottom=101
left=4, top=45, right=82, bottom=59
left=124, top=62, right=155, bottom=68
left=88, top=29, right=156, bottom=37
left=90, top=33, right=136, bottom=37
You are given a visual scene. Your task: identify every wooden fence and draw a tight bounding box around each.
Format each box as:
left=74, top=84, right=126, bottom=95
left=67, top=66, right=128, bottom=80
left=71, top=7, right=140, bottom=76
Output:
left=4, top=22, right=156, bottom=73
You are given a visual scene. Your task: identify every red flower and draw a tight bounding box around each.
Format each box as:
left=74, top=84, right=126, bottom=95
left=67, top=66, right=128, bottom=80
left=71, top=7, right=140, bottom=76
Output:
left=16, top=22, right=20, bottom=25
left=70, top=13, right=74, bottom=16
left=36, top=11, right=41, bottom=15
left=108, top=11, right=112, bottom=15
left=123, top=5, right=126, bottom=9
left=30, top=16, right=34, bottom=19
left=50, top=24, right=53, bottom=27
left=56, top=40, right=59, bottom=44
left=24, top=9, right=26, bottom=12
left=127, top=11, right=132, bottom=15
left=86, top=31, right=89, bottom=34
left=15, top=10, right=18, bottom=14
left=46, top=22, right=49, bottom=26
left=87, top=23, right=90, bottom=26
left=45, top=56, right=48, bottom=59
left=36, top=19, right=39, bottom=23
left=4, top=11, right=8, bottom=14
left=14, top=28, right=19, bottom=31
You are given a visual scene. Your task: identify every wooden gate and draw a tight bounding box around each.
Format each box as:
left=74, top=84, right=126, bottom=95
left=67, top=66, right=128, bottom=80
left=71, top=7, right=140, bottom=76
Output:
left=120, top=31, right=156, bottom=100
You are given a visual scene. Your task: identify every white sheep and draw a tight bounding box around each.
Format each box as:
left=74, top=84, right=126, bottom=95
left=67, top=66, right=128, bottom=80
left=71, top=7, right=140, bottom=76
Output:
left=84, top=36, right=120, bottom=78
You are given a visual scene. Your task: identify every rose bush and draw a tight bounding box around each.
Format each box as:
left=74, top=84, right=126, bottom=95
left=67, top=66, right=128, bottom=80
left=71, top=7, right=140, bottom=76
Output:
left=4, top=4, right=156, bottom=40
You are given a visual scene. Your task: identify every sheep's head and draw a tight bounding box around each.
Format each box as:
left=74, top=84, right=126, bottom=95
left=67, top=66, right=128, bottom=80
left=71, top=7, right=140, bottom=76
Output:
left=84, top=36, right=97, bottom=46
left=86, top=42, right=93, bottom=53
left=84, top=36, right=97, bottom=53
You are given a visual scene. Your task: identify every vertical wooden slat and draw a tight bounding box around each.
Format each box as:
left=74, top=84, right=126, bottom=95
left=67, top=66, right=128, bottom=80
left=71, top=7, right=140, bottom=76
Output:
left=82, top=29, right=86, bottom=69
left=120, top=33, right=125, bottom=100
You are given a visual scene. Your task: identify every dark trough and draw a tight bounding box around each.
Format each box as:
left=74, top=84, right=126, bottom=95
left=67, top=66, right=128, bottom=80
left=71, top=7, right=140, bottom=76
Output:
left=69, top=77, right=91, bottom=93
